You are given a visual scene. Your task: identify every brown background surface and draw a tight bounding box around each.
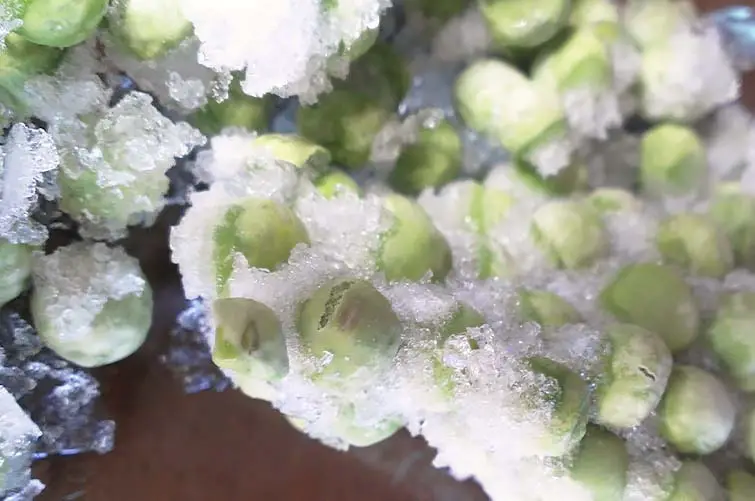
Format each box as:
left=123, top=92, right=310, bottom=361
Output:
left=33, top=2, right=755, bottom=500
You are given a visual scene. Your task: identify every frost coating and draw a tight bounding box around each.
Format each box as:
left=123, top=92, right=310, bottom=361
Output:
left=179, top=0, right=390, bottom=100
left=0, top=386, right=42, bottom=498
left=30, top=242, right=153, bottom=368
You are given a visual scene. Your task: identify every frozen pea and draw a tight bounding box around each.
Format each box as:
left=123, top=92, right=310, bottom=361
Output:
left=518, top=288, right=582, bottom=328
left=378, top=194, right=452, bottom=282
left=16, top=0, right=108, bottom=48
left=595, top=324, right=672, bottom=429
left=454, top=59, right=569, bottom=163
left=313, top=169, right=361, bottom=199
left=211, top=298, right=288, bottom=402
left=189, top=80, right=272, bottom=136
left=569, top=0, right=619, bottom=29
left=708, top=292, right=755, bottom=392
left=587, top=188, right=643, bottom=214
left=0, top=33, right=63, bottom=116
left=0, top=239, right=33, bottom=307
left=527, top=357, right=590, bottom=456
left=479, top=0, right=571, bottom=49
left=532, top=28, right=613, bottom=93
left=530, top=199, right=609, bottom=269
left=253, top=133, right=332, bottom=171
left=213, top=198, right=309, bottom=295
left=709, top=183, right=755, bottom=270
left=500, top=159, right=589, bottom=198
left=727, top=470, right=755, bottom=501
left=296, top=278, right=403, bottom=382
left=285, top=405, right=403, bottom=449
left=106, top=0, right=192, bottom=60
left=569, top=425, right=629, bottom=501
left=640, top=124, right=707, bottom=198
left=469, top=182, right=516, bottom=278
left=337, top=26, right=379, bottom=63
left=624, top=0, right=697, bottom=50
left=655, top=213, right=734, bottom=279
left=600, top=263, right=700, bottom=352
left=432, top=306, right=484, bottom=402
left=30, top=242, right=153, bottom=368
left=438, top=301, right=485, bottom=345
left=666, top=461, right=724, bottom=501
left=389, top=118, right=462, bottom=196
left=658, top=365, right=736, bottom=455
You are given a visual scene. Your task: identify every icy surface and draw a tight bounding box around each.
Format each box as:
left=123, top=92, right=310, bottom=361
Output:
left=179, top=0, right=391, bottom=101
left=0, top=125, right=59, bottom=244
left=0, top=385, right=41, bottom=498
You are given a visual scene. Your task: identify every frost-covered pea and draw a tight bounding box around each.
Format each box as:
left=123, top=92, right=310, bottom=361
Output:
left=337, top=26, right=379, bottom=63
left=640, top=124, right=707, bottom=198
left=658, top=365, right=736, bottom=455
left=454, top=59, right=570, bottom=171
left=189, top=80, right=272, bottom=136
left=600, top=263, right=700, bottom=353
left=666, top=461, right=724, bottom=501
left=479, top=0, right=571, bottom=49
left=655, top=214, right=734, bottom=279
left=470, top=183, right=517, bottom=278
left=212, top=198, right=310, bottom=295
left=389, top=118, right=462, bottom=196
left=253, top=133, right=332, bottom=171
left=569, top=0, right=619, bottom=29
left=432, top=303, right=485, bottom=400
left=211, top=297, right=288, bottom=402
left=530, top=199, right=609, bottom=269
left=587, top=188, right=643, bottom=214
left=0, top=33, right=63, bottom=116
left=624, top=0, right=697, bottom=50
left=16, top=0, right=109, bottom=48
left=532, top=28, right=613, bottom=93
left=106, top=0, right=192, bottom=60
left=727, top=470, right=755, bottom=501
left=0, top=239, right=33, bottom=307
left=595, top=324, right=672, bottom=429
left=313, top=169, right=361, bottom=199
left=709, top=183, right=755, bottom=270
left=0, top=387, right=40, bottom=498
left=492, top=159, right=588, bottom=198
left=569, top=425, right=629, bottom=501
left=707, top=292, right=755, bottom=392
left=378, top=194, right=452, bottom=282
left=296, top=278, right=403, bottom=382
left=30, top=242, right=153, bottom=368
left=438, top=301, right=486, bottom=345
left=527, top=357, right=591, bottom=456
left=518, top=288, right=582, bottom=328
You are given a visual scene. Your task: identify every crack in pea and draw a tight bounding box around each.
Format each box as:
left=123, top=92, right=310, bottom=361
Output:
left=240, top=320, right=261, bottom=354
left=638, top=365, right=656, bottom=381
left=319, top=281, right=354, bottom=329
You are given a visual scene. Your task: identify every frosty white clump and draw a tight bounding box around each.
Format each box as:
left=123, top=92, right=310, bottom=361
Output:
left=0, top=385, right=42, bottom=498
left=30, top=242, right=153, bottom=368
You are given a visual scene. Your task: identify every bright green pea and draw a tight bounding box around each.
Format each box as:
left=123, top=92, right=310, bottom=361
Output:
left=253, top=133, right=332, bottom=171
left=313, top=169, right=361, bottom=198
left=708, top=292, right=755, bottom=392
left=666, top=461, right=724, bottom=501
left=106, top=0, right=192, bottom=60
left=212, top=198, right=309, bottom=295
left=296, top=278, right=403, bottom=382
left=727, top=470, right=755, bottom=501
left=709, top=183, right=755, bottom=271
left=569, top=425, right=629, bottom=501
left=17, top=0, right=108, bottom=48
left=378, top=194, right=452, bottom=282
left=518, top=288, right=582, bottom=328
left=587, top=188, right=642, bottom=214
left=658, top=365, right=736, bottom=455
left=454, top=59, right=569, bottom=162
left=656, top=213, right=734, bottom=279
left=389, top=118, right=462, bottom=196
left=569, top=0, right=619, bottom=29
left=600, top=263, right=700, bottom=353
left=189, top=80, right=272, bottom=136
left=211, top=297, right=288, bottom=401
left=532, top=27, right=613, bottom=92
left=527, top=356, right=590, bottom=456
left=479, top=0, right=571, bottom=49
left=530, top=199, right=609, bottom=270
left=0, top=239, right=33, bottom=307
left=640, top=123, right=707, bottom=198
left=595, top=324, right=672, bottom=428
